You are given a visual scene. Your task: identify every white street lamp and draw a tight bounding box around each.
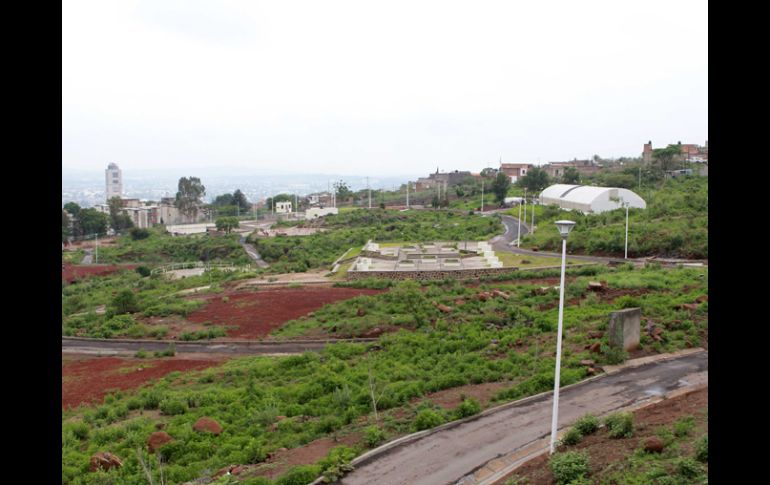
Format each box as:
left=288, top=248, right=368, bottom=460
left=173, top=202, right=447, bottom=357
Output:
left=517, top=198, right=522, bottom=247
left=549, top=219, right=576, bottom=455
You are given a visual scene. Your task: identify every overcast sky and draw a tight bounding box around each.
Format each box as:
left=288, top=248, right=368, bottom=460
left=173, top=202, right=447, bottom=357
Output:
left=62, top=0, right=707, bottom=176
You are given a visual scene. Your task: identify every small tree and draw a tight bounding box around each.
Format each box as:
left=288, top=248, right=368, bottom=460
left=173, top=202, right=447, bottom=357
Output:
left=108, top=196, right=134, bottom=232
left=62, top=210, right=71, bottom=243
left=519, top=167, right=550, bottom=193
left=233, top=189, right=249, bottom=212
left=491, top=172, right=511, bottom=205
left=652, top=145, right=682, bottom=173
left=76, top=208, right=109, bottom=237
left=63, top=202, right=81, bottom=217
left=562, top=167, right=580, bottom=184
left=215, top=216, right=240, bottom=234
left=334, top=180, right=352, bottom=202
left=175, top=177, right=206, bottom=221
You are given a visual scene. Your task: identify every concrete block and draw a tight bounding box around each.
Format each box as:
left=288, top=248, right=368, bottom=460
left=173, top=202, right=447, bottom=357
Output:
left=608, top=307, right=641, bottom=351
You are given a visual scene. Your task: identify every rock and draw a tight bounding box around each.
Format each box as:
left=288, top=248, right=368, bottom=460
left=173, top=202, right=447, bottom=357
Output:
left=193, top=417, right=223, bottom=436
left=679, top=303, right=699, bottom=311
left=477, top=292, right=491, bottom=301
left=454, top=299, right=466, bottom=306
left=644, top=437, right=665, bottom=453
left=147, top=431, right=173, bottom=453
left=586, top=367, right=597, bottom=376
left=532, top=246, right=539, bottom=252
left=587, top=281, right=606, bottom=292
left=89, top=452, right=123, bottom=472
left=492, top=290, right=510, bottom=300
left=588, top=331, right=604, bottom=339
left=356, top=308, right=366, bottom=317
left=275, top=416, right=287, bottom=422
left=437, top=304, right=453, bottom=313
left=696, top=295, right=708, bottom=303
left=155, top=422, right=166, bottom=430
left=580, top=359, right=595, bottom=367
left=231, top=465, right=244, bottom=475
left=589, top=342, right=602, bottom=353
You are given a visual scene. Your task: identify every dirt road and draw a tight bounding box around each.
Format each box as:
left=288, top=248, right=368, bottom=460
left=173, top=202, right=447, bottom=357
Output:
left=340, top=351, right=707, bottom=485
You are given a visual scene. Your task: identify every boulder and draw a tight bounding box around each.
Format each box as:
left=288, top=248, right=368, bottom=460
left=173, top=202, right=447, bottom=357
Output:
left=89, top=452, right=123, bottom=472
left=589, top=342, right=602, bottom=354
left=492, top=290, right=510, bottom=300
left=477, top=292, right=491, bottom=301
left=437, top=304, right=453, bottom=313
left=532, top=246, right=539, bottom=252
left=644, top=437, right=665, bottom=453
left=193, top=417, right=223, bottom=436
left=147, top=431, right=173, bottom=453
left=587, top=281, right=606, bottom=292
left=678, top=303, right=699, bottom=311
left=580, top=359, right=595, bottom=367
left=454, top=299, right=466, bottom=306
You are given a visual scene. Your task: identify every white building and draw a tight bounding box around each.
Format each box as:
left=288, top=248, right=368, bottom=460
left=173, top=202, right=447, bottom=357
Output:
left=105, top=163, right=122, bottom=201
left=275, top=201, right=292, bottom=213
left=305, top=207, right=339, bottom=219
left=539, top=184, right=646, bottom=214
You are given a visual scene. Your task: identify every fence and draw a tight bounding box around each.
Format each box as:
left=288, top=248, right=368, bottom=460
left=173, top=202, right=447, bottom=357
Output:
left=150, top=262, right=255, bottom=275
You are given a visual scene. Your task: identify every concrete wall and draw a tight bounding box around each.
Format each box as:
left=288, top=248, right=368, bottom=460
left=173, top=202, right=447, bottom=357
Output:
left=347, top=266, right=519, bottom=281
left=608, top=307, right=641, bottom=351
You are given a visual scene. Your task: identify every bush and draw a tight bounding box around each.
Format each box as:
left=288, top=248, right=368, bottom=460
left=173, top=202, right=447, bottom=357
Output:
left=604, top=412, right=634, bottom=438
left=600, top=344, right=628, bottom=365
left=134, top=350, right=147, bottom=358
left=549, top=451, right=589, bottom=484
left=130, top=228, right=151, bottom=240
left=275, top=465, right=322, bottom=485
left=159, top=398, right=188, bottom=416
left=561, top=427, right=583, bottom=446
left=453, top=398, right=482, bottom=419
left=573, top=414, right=599, bottom=435
left=695, top=434, right=708, bottom=462
left=414, top=409, right=445, bottom=431
left=364, top=426, right=386, bottom=448
left=109, top=289, right=139, bottom=315
left=676, top=457, right=703, bottom=479
left=673, top=415, right=696, bottom=437
left=135, top=265, right=151, bottom=277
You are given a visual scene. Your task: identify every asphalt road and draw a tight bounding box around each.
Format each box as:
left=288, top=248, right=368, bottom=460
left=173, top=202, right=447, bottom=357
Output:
left=61, top=337, right=377, bottom=356
left=340, top=351, right=708, bottom=485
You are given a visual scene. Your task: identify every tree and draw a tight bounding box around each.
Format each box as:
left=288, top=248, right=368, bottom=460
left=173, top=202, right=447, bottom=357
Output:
left=76, top=208, right=109, bottom=237
left=213, top=193, right=235, bottom=207
left=233, top=189, right=249, bottom=212
left=215, top=216, right=240, bottom=234
left=63, top=202, right=81, bottom=217
left=480, top=167, right=498, bottom=178
left=652, top=145, right=682, bottom=172
left=62, top=210, right=71, bottom=243
left=175, top=177, right=206, bottom=221
left=518, top=167, right=550, bottom=193
left=491, top=172, right=511, bottom=204
left=562, top=167, right=580, bottom=184
left=107, top=197, right=134, bottom=232
left=334, top=180, right=352, bottom=201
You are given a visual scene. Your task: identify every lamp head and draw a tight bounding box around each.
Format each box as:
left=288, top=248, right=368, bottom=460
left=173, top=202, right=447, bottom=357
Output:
left=554, top=220, right=576, bottom=239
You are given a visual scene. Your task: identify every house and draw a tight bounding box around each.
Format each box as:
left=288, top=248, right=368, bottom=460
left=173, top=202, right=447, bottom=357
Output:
left=414, top=169, right=474, bottom=191
left=542, top=159, right=600, bottom=179
left=499, top=163, right=533, bottom=183
left=643, top=140, right=708, bottom=164
left=275, top=201, right=292, bottom=213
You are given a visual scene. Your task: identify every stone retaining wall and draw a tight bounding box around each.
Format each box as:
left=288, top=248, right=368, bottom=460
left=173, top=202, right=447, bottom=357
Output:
left=346, top=266, right=520, bottom=281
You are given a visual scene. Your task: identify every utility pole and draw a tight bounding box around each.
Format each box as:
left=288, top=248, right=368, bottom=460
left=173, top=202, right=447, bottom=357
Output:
left=532, top=197, right=535, bottom=233
left=95, top=233, right=99, bottom=264
left=368, top=177, right=371, bottom=209
left=523, top=188, right=527, bottom=231
left=517, top=200, right=522, bottom=247
left=481, top=181, right=484, bottom=211
left=406, top=182, right=410, bottom=208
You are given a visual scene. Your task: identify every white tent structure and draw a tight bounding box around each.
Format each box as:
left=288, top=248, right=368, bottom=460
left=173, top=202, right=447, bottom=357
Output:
left=539, top=184, right=646, bottom=214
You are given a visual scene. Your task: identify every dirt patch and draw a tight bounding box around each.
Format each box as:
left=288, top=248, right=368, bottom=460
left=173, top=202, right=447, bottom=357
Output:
left=242, top=432, right=362, bottom=480
left=187, top=287, right=383, bottom=339
left=415, top=382, right=512, bottom=409
left=62, top=264, right=137, bottom=283
left=61, top=355, right=224, bottom=409
left=496, top=386, right=708, bottom=484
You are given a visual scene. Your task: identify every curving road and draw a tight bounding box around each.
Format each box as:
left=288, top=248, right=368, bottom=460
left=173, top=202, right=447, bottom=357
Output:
left=340, top=350, right=707, bottom=485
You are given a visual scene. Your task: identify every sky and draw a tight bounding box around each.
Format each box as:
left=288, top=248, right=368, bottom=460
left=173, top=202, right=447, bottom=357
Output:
left=62, top=0, right=708, bottom=177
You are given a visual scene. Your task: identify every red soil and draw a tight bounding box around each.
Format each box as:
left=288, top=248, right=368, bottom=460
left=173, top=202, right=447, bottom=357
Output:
left=62, top=264, right=137, bottom=283
left=61, top=355, right=222, bottom=409
left=415, top=381, right=511, bottom=409
left=186, top=287, right=383, bottom=339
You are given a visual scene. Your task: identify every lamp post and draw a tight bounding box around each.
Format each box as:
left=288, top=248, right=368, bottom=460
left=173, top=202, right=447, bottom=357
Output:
left=624, top=202, right=630, bottom=260
left=517, top=198, right=522, bottom=247
left=549, top=219, right=576, bottom=455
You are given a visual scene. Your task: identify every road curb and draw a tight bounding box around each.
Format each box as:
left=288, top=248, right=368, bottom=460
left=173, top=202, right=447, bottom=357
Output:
left=602, top=347, right=706, bottom=374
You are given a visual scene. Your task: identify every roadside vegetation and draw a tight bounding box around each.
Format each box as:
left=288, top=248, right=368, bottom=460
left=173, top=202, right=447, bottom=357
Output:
left=250, top=209, right=502, bottom=273
left=520, top=177, right=708, bottom=259
left=62, top=264, right=706, bottom=484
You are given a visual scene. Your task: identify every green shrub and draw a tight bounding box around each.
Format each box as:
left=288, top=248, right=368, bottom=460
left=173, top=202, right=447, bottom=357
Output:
left=414, top=409, right=445, bottom=431
left=364, top=426, right=386, bottom=448
left=549, top=451, right=589, bottom=484
left=676, top=457, right=703, bottom=479
left=130, top=228, right=151, bottom=240
left=695, top=434, right=708, bottom=462
left=135, top=265, right=151, bottom=277
left=159, top=398, right=188, bottom=416
left=604, top=412, right=634, bottom=438
left=275, top=465, right=322, bottom=485
left=673, top=415, right=696, bottom=437
left=108, top=289, right=139, bottom=315
left=453, top=398, right=482, bottom=419
left=573, top=414, right=599, bottom=435
left=561, top=427, right=583, bottom=446
left=134, top=350, right=147, bottom=358
left=600, top=344, right=628, bottom=365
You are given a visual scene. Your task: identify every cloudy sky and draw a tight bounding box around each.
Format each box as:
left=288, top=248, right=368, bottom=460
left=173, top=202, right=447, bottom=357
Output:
left=62, top=0, right=707, bottom=176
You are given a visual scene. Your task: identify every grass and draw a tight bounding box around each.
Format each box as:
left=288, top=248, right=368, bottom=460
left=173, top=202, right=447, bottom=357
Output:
left=494, top=251, right=580, bottom=268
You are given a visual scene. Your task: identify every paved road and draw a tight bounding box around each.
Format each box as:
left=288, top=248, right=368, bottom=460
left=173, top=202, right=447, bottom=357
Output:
left=340, top=351, right=708, bottom=485
left=61, top=337, right=377, bottom=356
left=238, top=223, right=271, bottom=268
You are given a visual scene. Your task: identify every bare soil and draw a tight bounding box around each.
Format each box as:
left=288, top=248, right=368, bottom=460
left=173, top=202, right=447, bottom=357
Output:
left=414, top=381, right=511, bottom=409
left=495, top=386, right=708, bottom=484
left=62, top=264, right=138, bottom=283
left=186, top=287, right=383, bottom=339
left=61, top=354, right=224, bottom=409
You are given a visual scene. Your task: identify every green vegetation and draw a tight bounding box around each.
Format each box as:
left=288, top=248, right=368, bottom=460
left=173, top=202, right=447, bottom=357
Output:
left=250, top=209, right=502, bottom=273
left=62, top=265, right=707, bottom=484
left=605, top=412, right=634, bottom=438
left=573, top=414, right=599, bottom=435
left=522, top=177, right=708, bottom=258
left=62, top=268, right=255, bottom=339
left=94, top=227, right=251, bottom=264
left=549, top=451, right=590, bottom=484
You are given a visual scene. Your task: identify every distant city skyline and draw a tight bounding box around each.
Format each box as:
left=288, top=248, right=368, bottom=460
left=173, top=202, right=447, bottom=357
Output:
left=63, top=1, right=707, bottom=176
